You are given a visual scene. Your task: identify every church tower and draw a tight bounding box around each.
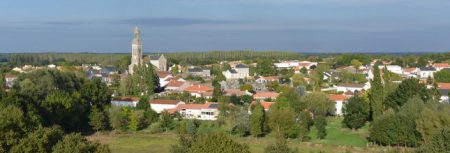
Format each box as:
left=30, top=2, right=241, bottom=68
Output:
left=128, top=27, right=143, bottom=74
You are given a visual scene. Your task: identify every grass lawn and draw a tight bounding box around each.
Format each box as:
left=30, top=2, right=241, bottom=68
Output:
left=88, top=117, right=378, bottom=153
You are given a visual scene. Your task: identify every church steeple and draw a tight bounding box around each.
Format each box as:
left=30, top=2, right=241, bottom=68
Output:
left=129, top=27, right=143, bottom=74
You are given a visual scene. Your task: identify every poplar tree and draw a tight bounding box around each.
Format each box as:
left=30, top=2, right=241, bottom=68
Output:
left=250, top=101, right=265, bottom=137
left=369, top=65, right=384, bottom=120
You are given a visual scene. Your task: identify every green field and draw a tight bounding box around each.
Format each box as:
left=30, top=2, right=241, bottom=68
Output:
left=88, top=117, right=393, bottom=153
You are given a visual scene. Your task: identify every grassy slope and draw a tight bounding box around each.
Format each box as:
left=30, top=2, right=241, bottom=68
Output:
left=88, top=117, right=377, bottom=153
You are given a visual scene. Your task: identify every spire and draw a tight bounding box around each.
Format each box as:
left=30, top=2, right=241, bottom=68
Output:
left=132, top=27, right=141, bottom=45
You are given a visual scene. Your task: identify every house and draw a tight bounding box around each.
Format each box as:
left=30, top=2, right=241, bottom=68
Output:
left=418, top=67, right=436, bottom=79
left=253, top=91, right=279, bottom=100
left=157, top=71, right=173, bottom=87
left=184, top=85, right=213, bottom=97
left=403, top=67, right=418, bottom=78
left=256, top=76, right=279, bottom=84
left=432, top=63, right=450, bottom=71
left=438, top=83, right=450, bottom=103
left=111, top=97, right=139, bottom=107
left=224, top=89, right=252, bottom=96
left=146, top=54, right=167, bottom=71
left=150, top=99, right=185, bottom=113
left=4, top=74, right=17, bottom=88
left=274, top=61, right=299, bottom=69
left=328, top=94, right=348, bottom=116
left=335, top=83, right=369, bottom=93
left=223, top=64, right=249, bottom=80
left=187, top=67, right=210, bottom=77
left=165, top=80, right=188, bottom=91
left=379, top=65, right=403, bottom=75
left=168, top=102, right=219, bottom=120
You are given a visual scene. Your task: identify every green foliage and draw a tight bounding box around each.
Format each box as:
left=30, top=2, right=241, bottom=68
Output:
left=10, top=126, right=64, bottom=153
left=0, top=105, right=29, bottom=151
left=160, top=111, right=174, bottom=132
left=350, top=59, right=362, bottom=69
left=89, top=106, right=110, bottom=131
left=108, top=106, right=130, bottom=131
left=416, top=128, right=450, bottom=153
left=415, top=102, right=450, bottom=143
left=120, top=64, right=159, bottom=96
left=298, top=111, right=313, bottom=141
left=52, top=133, right=110, bottom=153
left=303, top=92, right=334, bottom=116
left=264, top=136, right=298, bottom=153
left=136, top=96, right=150, bottom=110
left=291, top=74, right=305, bottom=87
left=268, top=107, right=299, bottom=138
left=384, top=78, right=430, bottom=110
left=188, top=132, right=251, bottom=153
left=256, top=60, right=277, bottom=76
left=41, top=91, right=87, bottom=131
left=338, top=70, right=367, bottom=84
left=434, top=69, right=450, bottom=83
left=128, top=110, right=147, bottom=131
left=314, top=115, right=327, bottom=139
left=81, top=78, right=111, bottom=109
left=240, top=84, right=254, bottom=92
left=343, top=95, right=369, bottom=130
left=250, top=101, right=266, bottom=137
left=368, top=65, right=384, bottom=120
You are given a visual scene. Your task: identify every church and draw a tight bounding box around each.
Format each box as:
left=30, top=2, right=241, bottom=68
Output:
left=128, top=27, right=167, bottom=74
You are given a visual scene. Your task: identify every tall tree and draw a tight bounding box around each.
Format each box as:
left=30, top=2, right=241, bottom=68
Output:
left=314, top=115, right=327, bottom=139
left=89, top=106, right=109, bottom=131
left=417, top=128, right=450, bottom=153
left=188, top=132, right=250, bottom=153
left=369, top=65, right=384, bottom=120
left=343, top=95, right=370, bottom=130
left=384, top=78, right=430, bottom=110
left=80, top=78, right=111, bottom=109
left=250, top=101, right=266, bottom=137
left=136, top=96, right=150, bottom=110
left=52, top=133, right=110, bottom=153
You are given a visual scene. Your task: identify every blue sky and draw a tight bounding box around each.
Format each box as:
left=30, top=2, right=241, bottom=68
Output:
left=1, top=0, right=450, bottom=53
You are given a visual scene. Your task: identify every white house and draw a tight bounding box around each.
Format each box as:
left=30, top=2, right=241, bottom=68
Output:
left=223, top=64, right=249, bottom=79
left=150, top=99, right=185, bottom=113
left=255, top=76, right=279, bottom=84
left=253, top=91, right=279, bottom=100
left=157, top=71, right=173, bottom=87
left=379, top=65, right=403, bottom=75
left=335, top=83, right=370, bottom=93
left=168, top=102, right=219, bottom=120
left=111, top=97, right=139, bottom=107
left=4, top=74, right=17, bottom=88
left=328, top=94, right=348, bottom=116
left=418, top=67, right=436, bottom=79
left=432, top=63, right=450, bottom=71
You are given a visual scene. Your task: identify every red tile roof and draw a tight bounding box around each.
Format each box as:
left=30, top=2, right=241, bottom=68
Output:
left=150, top=99, right=182, bottom=105
left=157, top=71, right=171, bottom=78
left=251, top=101, right=275, bottom=110
left=184, top=85, right=212, bottom=92
left=254, top=92, right=279, bottom=99
left=259, top=76, right=279, bottom=81
left=4, top=74, right=17, bottom=79
left=328, top=94, right=347, bottom=102
left=433, top=63, right=450, bottom=68
left=403, top=67, right=417, bottom=73
left=166, top=81, right=184, bottom=87
left=224, top=89, right=247, bottom=96
left=167, top=102, right=218, bottom=114
left=112, top=97, right=139, bottom=102
left=438, top=83, right=450, bottom=90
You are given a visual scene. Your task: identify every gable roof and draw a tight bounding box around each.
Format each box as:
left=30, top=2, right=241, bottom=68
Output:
left=251, top=101, right=275, bottom=110
left=438, top=83, right=450, bottom=90
left=419, top=67, right=436, bottom=71
left=184, top=85, right=212, bottom=92
left=235, top=64, right=249, bottom=68
left=433, top=63, right=450, bottom=68
left=166, top=81, right=184, bottom=87
left=157, top=71, right=171, bottom=78
left=112, top=97, right=139, bottom=102
left=254, top=92, right=279, bottom=99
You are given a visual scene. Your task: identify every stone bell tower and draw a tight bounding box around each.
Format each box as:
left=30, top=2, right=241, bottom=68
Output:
left=128, top=27, right=143, bottom=74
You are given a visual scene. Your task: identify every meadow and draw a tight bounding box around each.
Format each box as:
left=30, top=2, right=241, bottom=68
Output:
left=88, top=117, right=408, bottom=153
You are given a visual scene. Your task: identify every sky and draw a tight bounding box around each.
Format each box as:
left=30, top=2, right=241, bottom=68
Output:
left=1, top=0, right=450, bottom=53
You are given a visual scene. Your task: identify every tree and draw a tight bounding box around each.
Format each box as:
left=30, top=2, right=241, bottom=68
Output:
left=240, top=84, right=254, bottom=92
left=298, top=111, right=313, bottom=141
left=384, top=78, right=429, bottom=110
left=232, top=108, right=250, bottom=136
left=368, top=65, right=384, bottom=120
left=160, top=111, right=173, bottom=132
left=303, top=92, right=334, bottom=116
left=434, top=69, right=450, bottom=83
left=10, top=126, right=64, bottom=153
left=351, top=59, right=362, bottom=70
left=291, top=74, right=305, bottom=87
left=188, top=132, right=251, bottom=153
left=415, top=102, right=450, bottom=143
left=108, top=106, right=130, bottom=131
left=417, top=128, right=450, bottom=153
left=128, top=110, right=147, bottom=131
left=120, top=64, right=159, bottom=96
left=268, top=107, right=299, bottom=138
left=343, top=96, right=369, bottom=130
left=0, top=105, right=29, bottom=152
left=136, top=96, right=150, bottom=110
left=300, top=67, right=308, bottom=75
left=250, top=101, right=266, bottom=137
left=89, top=106, right=109, bottom=131
left=314, top=115, right=327, bottom=139
left=256, top=60, right=277, bottom=76
left=52, top=133, right=110, bottom=153
left=80, top=78, right=111, bottom=110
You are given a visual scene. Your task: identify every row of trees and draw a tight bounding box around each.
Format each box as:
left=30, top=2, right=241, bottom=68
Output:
left=0, top=70, right=112, bottom=152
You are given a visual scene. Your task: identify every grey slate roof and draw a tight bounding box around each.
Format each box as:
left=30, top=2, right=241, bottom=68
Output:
left=235, top=64, right=248, bottom=68
left=188, top=67, right=203, bottom=73
left=149, top=55, right=161, bottom=60
left=229, top=69, right=238, bottom=73
left=419, top=67, right=436, bottom=71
